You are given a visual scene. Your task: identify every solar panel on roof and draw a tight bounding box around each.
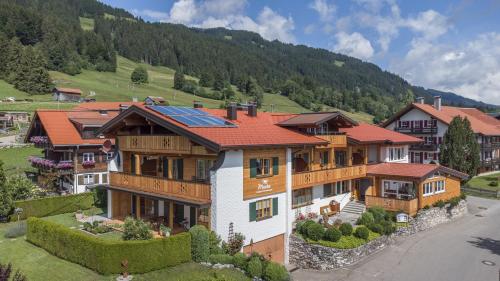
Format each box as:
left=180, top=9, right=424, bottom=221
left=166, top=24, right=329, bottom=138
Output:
left=147, top=105, right=236, bottom=128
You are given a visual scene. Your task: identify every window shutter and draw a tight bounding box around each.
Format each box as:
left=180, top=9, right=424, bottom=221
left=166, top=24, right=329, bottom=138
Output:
left=250, top=159, right=257, bottom=178
left=273, top=197, right=278, bottom=216
left=249, top=202, right=256, bottom=221
left=177, top=159, right=184, bottom=179
left=272, top=157, right=279, bottom=175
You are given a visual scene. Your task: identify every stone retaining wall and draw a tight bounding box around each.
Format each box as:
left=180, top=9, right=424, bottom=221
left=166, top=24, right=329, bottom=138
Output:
left=290, top=200, right=468, bottom=270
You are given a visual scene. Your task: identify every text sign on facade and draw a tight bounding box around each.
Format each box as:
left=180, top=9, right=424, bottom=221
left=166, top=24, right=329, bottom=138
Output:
left=256, top=179, right=272, bottom=194
left=396, top=213, right=409, bottom=223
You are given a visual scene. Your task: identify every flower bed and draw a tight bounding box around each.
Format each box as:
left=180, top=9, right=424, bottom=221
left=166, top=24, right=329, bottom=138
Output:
left=307, top=230, right=380, bottom=249
left=29, top=136, right=48, bottom=145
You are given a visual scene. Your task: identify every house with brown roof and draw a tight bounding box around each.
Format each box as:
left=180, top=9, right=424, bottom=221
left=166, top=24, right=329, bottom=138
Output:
left=383, top=96, right=500, bottom=172
left=96, top=102, right=467, bottom=264
left=24, top=103, right=130, bottom=193
left=53, top=87, right=83, bottom=102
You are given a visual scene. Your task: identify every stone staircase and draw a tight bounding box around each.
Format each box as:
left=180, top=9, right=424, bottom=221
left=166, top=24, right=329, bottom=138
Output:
left=341, top=200, right=366, bottom=215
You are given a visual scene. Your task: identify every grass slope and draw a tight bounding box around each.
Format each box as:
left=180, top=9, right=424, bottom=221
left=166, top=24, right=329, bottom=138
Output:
left=0, top=146, right=42, bottom=175
left=466, top=172, right=500, bottom=191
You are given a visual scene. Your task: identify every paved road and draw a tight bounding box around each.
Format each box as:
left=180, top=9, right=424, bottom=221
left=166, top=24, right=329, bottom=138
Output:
left=292, top=196, right=500, bottom=281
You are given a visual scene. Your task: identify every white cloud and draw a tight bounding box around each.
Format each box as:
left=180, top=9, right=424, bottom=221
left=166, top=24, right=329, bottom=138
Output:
left=309, top=0, right=336, bottom=22
left=131, top=9, right=169, bottom=21
left=164, top=0, right=295, bottom=43
left=404, top=10, right=450, bottom=40
left=391, top=32, right=500, bottom=104
left=304, top=24, right=316, bottom=35
left=333, top=31, right=374, bottom=60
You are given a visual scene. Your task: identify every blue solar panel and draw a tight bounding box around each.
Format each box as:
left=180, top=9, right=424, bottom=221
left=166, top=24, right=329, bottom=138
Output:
left=147, top=105, right=236, bottom=128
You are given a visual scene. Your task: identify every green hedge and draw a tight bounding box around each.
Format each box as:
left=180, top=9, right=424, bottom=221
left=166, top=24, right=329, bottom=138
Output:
left=11, top=193, right=94, bottom=221
left=26, top=218, right=191, bottom=274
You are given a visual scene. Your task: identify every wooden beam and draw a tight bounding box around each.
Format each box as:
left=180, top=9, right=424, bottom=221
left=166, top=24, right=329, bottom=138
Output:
left=169, top=201, right=174, bottom=229
left=135, top=154, right=141, bottom=175
left=136, top=196, right=141, bottom=219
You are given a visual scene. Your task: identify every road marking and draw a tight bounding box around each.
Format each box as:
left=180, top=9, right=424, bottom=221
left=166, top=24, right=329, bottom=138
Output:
left=481, top=260, right=496, bottom=266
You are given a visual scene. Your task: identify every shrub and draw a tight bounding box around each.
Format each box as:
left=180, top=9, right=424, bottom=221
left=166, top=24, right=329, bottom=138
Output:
left=356, top=212, right=374, bottom=226
left=83, top=221, right=112, bottom=235
left=295, top=220, right=305, bottom=234
left=423, top=205, right=430, bottom=210
left=208, top=254, right=234, bottom=265
left=263, top=262, right=290, bottom=281
left=306, top=222, right=325, bottom=241
left=488, top=181, right=498, bottom=187
left=223, top=232, right=245, bottom=255
left=433, top=200, right=445, bottom=208
left=354, top=226, right=369, bottom=240
left=26, top=218, right=191, bottom=274
left=247, top=257, right=263, bottom=278
left=333, top=219, right=343, bottom=228
left=380, top=221, right=396, bottom=235
left=233, top=252, right=248, bottom=269
left=122, top=217, right=153, bottom=240
left=460, top=192, right=467, bottom=200
left=339, top=223, right=353, bottom=236
left=448, top=197, right=461, bottom=208
left=209, top=231, right=223, bottom=254
left=10, top=192, right=94, bottom=221
left=189, top=225, right=210, bottom=262
left=131, top=66, right=148, bottom=84
left=367, top=206, right=387, bottom=223
left=0, top=263, right=27, bottom=281
left=324, top=227, right=342, bottom=242
left=4, top=222, right=26, bottom=238
left=368, top=223, right=383, bottom=234
left=300, top=220, right=315, bottom=236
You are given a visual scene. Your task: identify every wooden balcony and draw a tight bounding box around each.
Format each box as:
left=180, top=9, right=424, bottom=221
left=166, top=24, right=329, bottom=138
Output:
left=117, top=135, right=216, bottom=155
left=292, top=165, right=366, bottom=189
left=316, top=134, right=347, bottom=148
left=365, top=195, right=418, bottom=216
left=109, top=172, right=211, bottom=204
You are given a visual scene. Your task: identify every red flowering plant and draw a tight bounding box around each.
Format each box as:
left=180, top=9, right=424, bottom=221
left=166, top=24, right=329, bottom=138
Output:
left=82, top=160, right=96, bottom=168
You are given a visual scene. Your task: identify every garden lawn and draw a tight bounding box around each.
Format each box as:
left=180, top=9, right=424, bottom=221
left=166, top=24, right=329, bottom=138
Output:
left=0, top=146, right=42, bottom=175
left=466, top=172, right=500, bottom=191
left=308, top=230, right=380, bottom=249
left=0, top=221, right=249, bottom=281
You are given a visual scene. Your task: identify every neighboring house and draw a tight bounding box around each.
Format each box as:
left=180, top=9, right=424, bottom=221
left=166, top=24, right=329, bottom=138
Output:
left=24, top=103, right=133, bottom=193
left=98, top=103, right=467, bottom=264
left=0, top=111, right=29, bottom=129
left=53, top=87, right=83, bottom=102
left=383, top=96, right=500, bottom=172
left=144, top=96, right=166, bottom=105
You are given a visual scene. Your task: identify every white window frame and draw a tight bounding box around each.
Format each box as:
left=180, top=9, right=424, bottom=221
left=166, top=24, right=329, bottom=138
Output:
left=382, top=180, right=414, bottom=199
left=388, top=147, right=405, bottom=162
left=83, top=152, right=94, bottom=162
left=435, top=180, right=445, bottom=194
left=106, top=152, right=114, bottom=161
left=423, top=182, right=433, bottom=196
left=83, top=174, right=94, bottom=185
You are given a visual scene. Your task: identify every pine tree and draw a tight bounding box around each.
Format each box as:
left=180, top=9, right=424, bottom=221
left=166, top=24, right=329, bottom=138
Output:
left=11, top=46, right=53, bottom=94
left=173, top=70, right=185, bottom=90
left=245, top=77, right=264, bottom=107
left=440, top=116, right=480, bottom=177
left=131, top=66, right=149, bottom=84
left=199, top=72, right=213, bottom=87
left=0, top=33, right=9, bottom=78
left=212, top=72, right=225, bottom=91
left=5, top=38, right=24, bottom=83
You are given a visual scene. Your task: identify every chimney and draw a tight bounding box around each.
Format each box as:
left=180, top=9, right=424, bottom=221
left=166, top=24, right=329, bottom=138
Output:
left=433, top=96, right=442, bottom=111
left=416, top=97, right=425, bottom=104
left=247, top=102, right=257, bottom=117
left=227, top=102, right=237, bottom=120
left=193, top=101, right=203, bottom=108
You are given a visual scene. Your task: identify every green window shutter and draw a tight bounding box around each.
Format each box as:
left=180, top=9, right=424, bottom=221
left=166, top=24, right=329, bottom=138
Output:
left=249, top=202, right=257, bottom=221
left=272, top=157, right=279, bottom=175
left=249, top=159, right=257, bottom=178
left=272, top=197, right=278, bottom=216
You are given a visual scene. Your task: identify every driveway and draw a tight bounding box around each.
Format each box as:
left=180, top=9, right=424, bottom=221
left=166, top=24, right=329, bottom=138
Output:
left=291, top=196, right=500, bottom=281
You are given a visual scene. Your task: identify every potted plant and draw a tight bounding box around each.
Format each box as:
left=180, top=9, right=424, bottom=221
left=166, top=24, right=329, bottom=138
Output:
left=159, top=224, right=171, bottom=237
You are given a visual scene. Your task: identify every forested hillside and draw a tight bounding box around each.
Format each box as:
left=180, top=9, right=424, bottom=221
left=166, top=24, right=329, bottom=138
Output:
left=0, top=0, right=496, bottom=122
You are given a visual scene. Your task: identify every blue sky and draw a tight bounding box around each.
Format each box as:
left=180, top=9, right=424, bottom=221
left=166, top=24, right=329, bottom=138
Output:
left=99, top=0, right=500, bottom=104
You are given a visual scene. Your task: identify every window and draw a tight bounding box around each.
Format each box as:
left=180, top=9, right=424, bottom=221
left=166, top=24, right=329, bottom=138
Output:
left=101, top=173, right=108, bottom=184
left=83, top=152, right=94, bottom=162
left=388, top=147, right=405, bottom=161
left=292, top=188, right=312, bottom=208
left=435, top=180, right=445, bottom=193
left=382, top=180, right=415, bottom=199
left=335, top=180, right=349, bottom=194
left=323, top=183, right=335, bottom=197
left=423, top=182, right=433, bottom=196
left=83, top=174, right=94, bottom=185
left=256, top=199, right=272, bottom=220
left=106, top=152, right=114, bottom=161
left=196, top=159, right=214, bottom=181
left=320, top=151, right=329, bottom=166
left=335, top=151, right=347, bottom=167
left=172, top=159, right=183, bottom=180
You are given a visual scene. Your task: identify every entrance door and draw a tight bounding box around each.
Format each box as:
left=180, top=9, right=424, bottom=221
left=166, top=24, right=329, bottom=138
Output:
left=358, top=178, right=372, bottom=201
left=174, top=203, right=184, bottom=224
left=190, top=207, right=196, bottom=227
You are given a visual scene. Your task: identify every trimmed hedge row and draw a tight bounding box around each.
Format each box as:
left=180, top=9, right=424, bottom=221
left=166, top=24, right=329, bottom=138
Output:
left=11, top=193, right=94, bottom=221
left=26, top=218, right=191, bottom=274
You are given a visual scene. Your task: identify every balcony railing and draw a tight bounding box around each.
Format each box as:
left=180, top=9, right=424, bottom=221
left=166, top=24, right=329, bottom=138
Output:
left=481, top=142, right=500, bottom=150
left=480, top=158, right=500, bottom=167
left=117, top=135, right=216, bottom=155
left=365, top=195, right=418, bottom=215
left=409, top=143, right=438, bottom=151
left=315, top=134, right=347, bottom=148
left=109, top=172, right=211, bottom=204
left=394, top=127, right=437, bottom=134
left=292, top=165, right=366, bottom=189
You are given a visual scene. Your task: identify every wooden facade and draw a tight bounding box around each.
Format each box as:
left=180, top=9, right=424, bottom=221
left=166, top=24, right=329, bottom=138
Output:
left=243, top=148, right=287, bottom=200
left=117, top=135, right=216, bottom=156
left=365, top=195, right=419, bottom=216
left=292, top=165, right=367, bottom=189
left=316, top=134, right=347, bottom=148
left=418, top=175, right=461, bottom=208
left=109, top=172, right=211, bottom=204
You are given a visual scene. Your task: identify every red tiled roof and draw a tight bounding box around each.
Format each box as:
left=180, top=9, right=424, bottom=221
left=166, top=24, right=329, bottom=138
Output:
left=54, top=87, right=82, bottom=95
left=32, top=110, right=116, bottom=146
left=340, top=123, right=422, bottom=144
left=367, top=162, right=468, bottom=180
left=386, top=103, right=500, bottom=136
left=136, top=105, right=327, bottom=149
left=74, top=102, right=142, bottom=111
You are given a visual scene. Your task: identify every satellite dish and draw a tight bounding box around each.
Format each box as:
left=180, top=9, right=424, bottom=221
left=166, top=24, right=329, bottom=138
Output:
left=102, top=139, right=113, bottom=153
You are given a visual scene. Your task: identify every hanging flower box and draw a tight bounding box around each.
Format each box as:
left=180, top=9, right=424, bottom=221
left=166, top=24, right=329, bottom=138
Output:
left=56, top=161, right=74, bottom=170
left=30, top=136, right=48, bottom=146
left=28, top=156, right=55, bottom=169
left=82, top=160, right=96, bottom=168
